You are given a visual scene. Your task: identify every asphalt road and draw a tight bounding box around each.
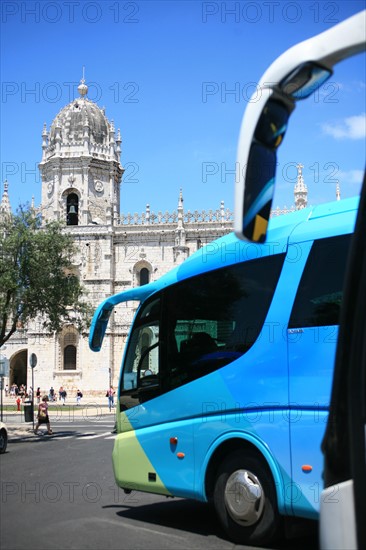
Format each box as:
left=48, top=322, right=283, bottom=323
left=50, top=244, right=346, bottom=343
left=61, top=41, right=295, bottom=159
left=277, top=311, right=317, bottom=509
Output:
left=1, top=416, right=319, bottom=550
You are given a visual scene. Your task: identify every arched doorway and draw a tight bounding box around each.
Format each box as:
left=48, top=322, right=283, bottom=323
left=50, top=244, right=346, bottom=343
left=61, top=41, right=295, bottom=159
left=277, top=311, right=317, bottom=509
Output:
left=10, top=350, right=28, bottom=388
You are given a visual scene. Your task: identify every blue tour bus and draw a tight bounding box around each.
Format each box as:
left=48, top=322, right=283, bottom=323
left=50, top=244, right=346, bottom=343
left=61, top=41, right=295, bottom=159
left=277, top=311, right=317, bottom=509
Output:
left=230, top=8, right=364, bottom=548
left=89, top=195, right=357, bottom=545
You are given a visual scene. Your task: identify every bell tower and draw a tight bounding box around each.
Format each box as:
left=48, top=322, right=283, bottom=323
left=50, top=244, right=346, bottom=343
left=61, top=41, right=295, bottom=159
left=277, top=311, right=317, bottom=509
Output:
left=39, top=76, right=124, bottom=226
left=294, top=163, right=308, bottom=210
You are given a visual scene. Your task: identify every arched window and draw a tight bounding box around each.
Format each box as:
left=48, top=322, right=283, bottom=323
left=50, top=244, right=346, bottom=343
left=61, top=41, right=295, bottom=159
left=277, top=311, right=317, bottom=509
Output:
left=67, top=193, right=79, bottom=226
left=139, top=268, right=150, bottom=286
left=62, top=329, right=78, bottom=370
left=64, top=345, right=77, bottom=370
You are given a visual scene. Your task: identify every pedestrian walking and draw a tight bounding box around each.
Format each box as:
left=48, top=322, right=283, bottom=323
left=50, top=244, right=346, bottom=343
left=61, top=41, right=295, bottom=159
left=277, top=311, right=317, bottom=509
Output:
left=19, top=385, right=25, bottom=401
left=36, top=387, right=41, bottom=404
left=76, top=389, right=83, bottom=406
left=34, top=395, right=53, bottom=435
left=106, top=386, right=115, bottom=411
left=60, top=388, right=67, bottom=405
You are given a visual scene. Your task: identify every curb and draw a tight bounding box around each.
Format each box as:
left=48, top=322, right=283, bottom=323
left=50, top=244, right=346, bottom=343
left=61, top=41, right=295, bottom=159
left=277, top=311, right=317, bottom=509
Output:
left=7, top=426, right=38, bottom=441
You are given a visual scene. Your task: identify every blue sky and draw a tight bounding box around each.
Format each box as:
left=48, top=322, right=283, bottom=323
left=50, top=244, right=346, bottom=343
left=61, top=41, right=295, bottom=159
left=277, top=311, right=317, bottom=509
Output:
left=1, top=0, right=365, bottom=216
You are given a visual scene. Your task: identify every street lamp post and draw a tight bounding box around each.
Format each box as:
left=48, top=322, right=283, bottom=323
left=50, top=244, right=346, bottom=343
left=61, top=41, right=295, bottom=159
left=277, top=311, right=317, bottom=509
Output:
left=29, top=353, right=37, bottom=430
left=0, top=350, right=9, bottom=423
left=0, top=376, right=3, bottom=423
left=108, top=367, right=112, bottom=411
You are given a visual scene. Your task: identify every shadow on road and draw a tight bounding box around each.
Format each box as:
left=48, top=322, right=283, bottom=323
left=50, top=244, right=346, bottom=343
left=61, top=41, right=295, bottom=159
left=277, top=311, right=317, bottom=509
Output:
left=105, top=497, right=318, bottom=549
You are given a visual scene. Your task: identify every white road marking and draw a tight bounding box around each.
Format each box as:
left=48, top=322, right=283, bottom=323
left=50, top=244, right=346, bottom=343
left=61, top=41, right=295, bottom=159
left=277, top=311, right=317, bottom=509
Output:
left=79, top=431, right=112, bottom=440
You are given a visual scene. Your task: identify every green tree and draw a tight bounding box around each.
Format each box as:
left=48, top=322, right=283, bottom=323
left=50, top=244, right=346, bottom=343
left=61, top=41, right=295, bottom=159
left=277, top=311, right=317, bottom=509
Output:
left=0, top=206, right=93, bottom=347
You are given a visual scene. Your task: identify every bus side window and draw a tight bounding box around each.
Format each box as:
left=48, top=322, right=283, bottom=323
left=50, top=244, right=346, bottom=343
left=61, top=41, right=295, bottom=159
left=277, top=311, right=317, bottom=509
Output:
left=289, top=234, right=352, bottom=328
left=164, top=253, right=286, bottom=390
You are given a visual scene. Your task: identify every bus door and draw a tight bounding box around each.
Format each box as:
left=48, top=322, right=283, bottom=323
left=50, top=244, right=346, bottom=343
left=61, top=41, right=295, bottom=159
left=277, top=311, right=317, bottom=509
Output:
left=287, top=234, right=352, bottom=516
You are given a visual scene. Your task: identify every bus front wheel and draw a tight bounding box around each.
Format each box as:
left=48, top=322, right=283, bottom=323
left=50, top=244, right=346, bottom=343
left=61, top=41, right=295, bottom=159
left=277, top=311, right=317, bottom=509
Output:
left=213, top=450, right=281, bottom=546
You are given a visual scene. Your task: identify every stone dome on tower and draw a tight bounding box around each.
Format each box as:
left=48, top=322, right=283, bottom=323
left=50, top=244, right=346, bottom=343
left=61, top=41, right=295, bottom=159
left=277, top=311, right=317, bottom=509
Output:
left=49, top=97, right=109, bottom=146
left=41, top=77, right=122, bottom=163
left=39, top=74, right=123, bottom=228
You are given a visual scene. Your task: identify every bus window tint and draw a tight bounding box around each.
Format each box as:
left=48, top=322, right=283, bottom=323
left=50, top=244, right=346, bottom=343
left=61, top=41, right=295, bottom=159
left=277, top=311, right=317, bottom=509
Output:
left=289, top=234, right=352, bottom=328
left=164, top=253, right=285, bottom=390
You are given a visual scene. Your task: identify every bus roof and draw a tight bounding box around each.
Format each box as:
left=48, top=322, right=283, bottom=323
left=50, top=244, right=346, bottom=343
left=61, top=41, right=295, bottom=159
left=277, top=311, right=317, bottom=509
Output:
left=89, top=196, right=358, bottom=351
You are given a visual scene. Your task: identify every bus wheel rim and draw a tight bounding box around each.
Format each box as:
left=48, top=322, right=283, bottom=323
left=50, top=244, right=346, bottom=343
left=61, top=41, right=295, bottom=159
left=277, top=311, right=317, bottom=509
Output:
left=224, top=469, right=265, bottom=526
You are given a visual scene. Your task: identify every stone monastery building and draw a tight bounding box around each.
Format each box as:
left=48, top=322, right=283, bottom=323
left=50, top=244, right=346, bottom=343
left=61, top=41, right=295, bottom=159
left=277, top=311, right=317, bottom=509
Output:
left=1, top=78, right=329, bottom=397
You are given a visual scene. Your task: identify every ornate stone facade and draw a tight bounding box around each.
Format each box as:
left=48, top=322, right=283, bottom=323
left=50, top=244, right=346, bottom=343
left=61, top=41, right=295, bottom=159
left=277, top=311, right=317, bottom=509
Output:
left=1, top=80, right=233, bottom=397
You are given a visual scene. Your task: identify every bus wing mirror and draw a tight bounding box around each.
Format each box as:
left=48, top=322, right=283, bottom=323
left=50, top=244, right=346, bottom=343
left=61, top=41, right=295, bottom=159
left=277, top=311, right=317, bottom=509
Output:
left=89, top=305, right=113, bottom=351
left=234, top=2, right=366, bottom=242
left=239, top=98, right=292, bottom=243
left=235, top=7, right=366, bottom=243
left=236, top=62, right=332, bottom=243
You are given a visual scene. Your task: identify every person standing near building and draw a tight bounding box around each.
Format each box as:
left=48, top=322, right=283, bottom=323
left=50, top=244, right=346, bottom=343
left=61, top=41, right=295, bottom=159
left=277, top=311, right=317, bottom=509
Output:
left=34, top=395, right=52, bottom=435
left=49, top=386, right=55, bottom=402
left=36, top=387, right=41, bottom=404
